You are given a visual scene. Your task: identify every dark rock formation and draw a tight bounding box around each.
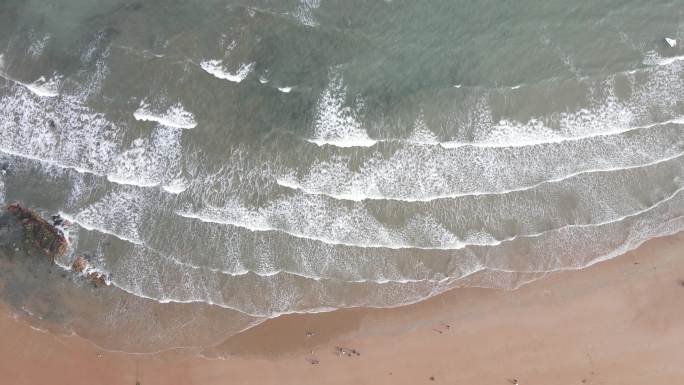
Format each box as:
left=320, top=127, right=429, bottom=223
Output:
left=71, top=255, right=87, bottom=272
left=88, top=271, right=108, bottom=288
left=6, top=203, right=68, bottom=260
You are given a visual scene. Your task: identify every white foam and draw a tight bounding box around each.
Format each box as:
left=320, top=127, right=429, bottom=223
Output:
left=0, top=71, right=60, bottom=98
left=60, top=188, right=146, bottom=245
left=308, top=69, right=377, bottom=148
left=293, top=0, right=321, bottom=27
left=653, top=55, right=684, bottom=66
left=60, top=213, right=143, bottom=246
left=276, top=177, right=368, bottom=201
left=408, top=113, right=439, bottom=145
left=103, top=241, right=452, bottom=318
left=258, top=76, right=269, bottom=84
left=279, top=153, right=682, bottom=202
left=0, top=173, right=5, bottom=204
left=643, top=51, right=684, bottom=66
left=167, top=254, right=442, bottom=284
left=0, top=147, right=101, bottom=177
left=185, top=154, right=684, bottom=251
left=302, top=101, right=679, bottom=150
left=106, top=138, right=160, bottom=187
left=110, top=206, right=684, bottom=318
left=276, top=118, right=684, bottom=202
left=0, top=145, right=172, bottom=191
left=107, top=128, right=183, bottom=188
left=300, top=110, right=684, bottom=150
left=200, top=60, right=254, bottom=83
left=106, top=174, right=160, bottom=188
left=277, top=86, right=293, bottom=93
left=286, top=55, right=684, bottom=200
left=162, top=178, right=188, bottom=194
left=0, top=51, right=124, bottom=180
left=27, top=32, right=51, bottom=57
left=75, top=147, right=684, bottom=317
left=133, top=101, right=197, bottom=129
left=24, top=78, right=59, bottom=97
left=443, top=96, right=637, bottom=148
left=170, top=256, right=250, bottom=277
left=308, top=137, right=377, bottom=148
left=300, top=50, right=684, bottom=150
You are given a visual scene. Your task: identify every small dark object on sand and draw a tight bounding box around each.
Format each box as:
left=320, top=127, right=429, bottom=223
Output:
left=334, top=346, right=360, bottom=357
left=306, top=358, right=319, bottom=365
left=678, top=279, right=684, bottom=287
left=508, top=379, right=519, bottom=385
left=432, top=328, right=443, bottom=334
left=305, top=330, right=316, bottom=338
left=429, top=376, right=435, bottom=381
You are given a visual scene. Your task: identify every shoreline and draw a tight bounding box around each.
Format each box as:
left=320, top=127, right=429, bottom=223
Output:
left=3, top=232, right=684, bottom=384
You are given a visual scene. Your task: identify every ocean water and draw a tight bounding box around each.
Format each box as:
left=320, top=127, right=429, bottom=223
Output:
left=1, top=0, right=683, bottom=353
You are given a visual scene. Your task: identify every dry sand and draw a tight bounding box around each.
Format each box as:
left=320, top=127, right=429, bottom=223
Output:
left=2, top=232, right=684, bottom=385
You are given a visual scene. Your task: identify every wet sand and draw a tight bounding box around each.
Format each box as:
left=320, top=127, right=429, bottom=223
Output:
left=2, top=232, right=684, bottom=385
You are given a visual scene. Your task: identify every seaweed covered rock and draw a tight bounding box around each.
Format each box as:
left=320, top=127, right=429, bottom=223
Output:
left=71, top=255, right=87, bottom=272
left=88, top=271, right=108, bottom=288
left=6, top=203, right=68, bottom=260
left=70, top=255, right=110, bottom=288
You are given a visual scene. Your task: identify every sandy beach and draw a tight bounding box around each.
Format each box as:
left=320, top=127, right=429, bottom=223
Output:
left=0, top=232, right=683, bottom=385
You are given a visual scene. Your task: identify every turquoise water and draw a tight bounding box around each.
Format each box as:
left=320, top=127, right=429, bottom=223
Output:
left=0, top=0, right=683, bottom=352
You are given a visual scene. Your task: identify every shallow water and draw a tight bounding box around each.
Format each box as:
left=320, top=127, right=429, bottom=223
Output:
left=0, top=0, right=683, bottom=352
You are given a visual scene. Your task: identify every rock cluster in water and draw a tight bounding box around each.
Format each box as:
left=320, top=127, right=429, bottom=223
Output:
left=71, top=255, right=108, bottom=288
left=6, top=203, right=108, bottom=288
left=7, top=203, right=67, bottom=260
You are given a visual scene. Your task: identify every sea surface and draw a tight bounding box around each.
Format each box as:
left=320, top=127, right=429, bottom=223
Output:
left=0, top=0, right=683, bottom=353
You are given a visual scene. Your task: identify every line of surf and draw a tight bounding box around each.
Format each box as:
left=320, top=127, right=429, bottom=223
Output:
left=59, top=212, right=144, bottom=245
left=166, top=254, right=447, bottom=285
left=0, top=71, right=59, bottom=97
left=175, top=178, right=684, bottom=251
left=278, top=146, right=684, bottom=202
left=0, top=146, right=102, bottom=176
left=55, top=211, right=684, bottom=352
left=133, top=103, right=197, bottom=130
left=103, top=209, right=684, bottom=318
left=0, top=148, right=184, bottom=192
left=301, top=115, right=684, bottom=151
left=176, top=207, right=497, bottom=249
left=100, top=264, right=467, bottom=319
left=97, top=240, right=451, bottom=288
